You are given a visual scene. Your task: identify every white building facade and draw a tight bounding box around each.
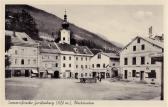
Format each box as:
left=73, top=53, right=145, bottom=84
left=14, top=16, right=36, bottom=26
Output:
left=91, top=52, right=120, bottom=79
left=5, top=30, right=39, bottom=77
left=120, top=36, right=163, bottom=84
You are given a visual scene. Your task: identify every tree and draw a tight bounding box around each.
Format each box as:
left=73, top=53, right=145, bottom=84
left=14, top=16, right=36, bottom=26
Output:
left=5, top=10, right=39, bottom=40
left=5, top=36, right=12, bottom=67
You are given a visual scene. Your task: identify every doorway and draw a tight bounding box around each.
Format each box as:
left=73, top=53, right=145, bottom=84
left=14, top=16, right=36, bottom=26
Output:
left=140, top=71, right=144, bottom=80
left=54, top=71, right=59, bottom=78
left=124, top=70, right=128, bottom=79
left=92, top=72, right=96, bottom=78
left=25, top=70, right=30, bottom=77
left=75, top=73, right=78, bottom=79
left=100, top=72, right=105, bottom=79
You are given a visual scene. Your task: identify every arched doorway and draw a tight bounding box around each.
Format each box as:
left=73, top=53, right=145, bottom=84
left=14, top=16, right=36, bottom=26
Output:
left=54, top=71, right=59, bottom=78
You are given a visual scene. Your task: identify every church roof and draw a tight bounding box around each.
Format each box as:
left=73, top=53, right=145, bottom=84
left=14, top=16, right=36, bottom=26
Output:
left=57, top=43, right=93, bottom=56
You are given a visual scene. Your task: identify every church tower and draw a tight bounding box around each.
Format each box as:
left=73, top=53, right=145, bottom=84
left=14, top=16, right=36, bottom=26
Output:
left=59, top=9, right=71, bottom=44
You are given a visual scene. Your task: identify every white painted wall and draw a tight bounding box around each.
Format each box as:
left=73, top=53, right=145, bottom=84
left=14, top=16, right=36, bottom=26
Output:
left=120, top=37, right=163, bottom=84
left=60, top=29, right=70, bottom=44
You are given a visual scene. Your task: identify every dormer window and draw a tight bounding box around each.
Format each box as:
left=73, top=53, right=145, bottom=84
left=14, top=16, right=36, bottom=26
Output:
left=22, top=37, right=28, bottom=41
left=84, top=49, right=87, bottom=54
left=74, top=48, right=78, bottom=53
left=48, top=44, right=52, bottom=47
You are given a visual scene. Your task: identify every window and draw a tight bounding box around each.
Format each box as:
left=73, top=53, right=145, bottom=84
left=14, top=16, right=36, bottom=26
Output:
left=76, top=57, right=78, bottom=60
left=15, top=50, right=18, bottom=55
left=81, top=57, right=83, bottom=61
left=137, top=38, right=140, bottom=43
left=33, top=59, right=36, bottom=64
left=28, top=59, right=30, bottom=65
left=124, top=58, right=128, bottom=65
left=85, top=65, right=87, bottom=68
left=22, top=37, right=28, bottom=41
left=151, top=58, right=156, bottom=64
left=81, top=65, right=83, bottom=69
left=63, top=63, right=66, bottom=67
left=55, top=63, right=58, bottom=67
left=81, top=73, right=83, bottom=77
left=148, top=70, right=156, bottom=78
left=92, top=64, right=94, bottom=68
left=69, top=56, right=71, bottom=60
left=98, top=54, right=101, bottom=59
left=15, top=59, right=17, bottom=64
left=76, top=65, right=78, bottom=68
left=132, top=57, right=136, bottom=65
left=97, top=64, right=100, bottom=68
left=85, top=57, right=87, bottom=61
left=21, top=59, right=24, bottom=65
left=69, top=64, right=71, bottom=67
left=63, top=37, right=65, bottom=40
left=63, top=56, right=66, bottom=60
left=85, top=73, right=87, bottom=76
left=74, top=48, right=78, bottom=53
left=103, top=64, right=106, bottom=68
left=133, top=46, right=136, bottom=51
left=141, top=56, right=145, bottom=65
left=141, top=44, right=145, bottom=50
left=113, top=63, right=115, bottom=66
left=48, top=56, right=49, bottom=59
left=56, top=56, right=58, bottom=59
left=132, top=70, right=136, bottom=77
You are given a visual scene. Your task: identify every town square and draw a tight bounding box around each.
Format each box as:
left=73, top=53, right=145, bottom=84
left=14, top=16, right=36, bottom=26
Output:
left=5, top=4, right=164, bottom=100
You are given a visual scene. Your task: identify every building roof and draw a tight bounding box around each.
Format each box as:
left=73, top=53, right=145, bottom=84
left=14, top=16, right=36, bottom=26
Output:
left=39, top=32, right=55, bottom=41
left=122, top=36, right=164, bottom=51
left=57, top=43, right=93, bottom=56
left=36, top=40, right=60, bottom=54
left=101, top=52, right=119, bottom=58
left=90, top=49, right=103, bottom=55
left=5, top=30, right=38, bottom=47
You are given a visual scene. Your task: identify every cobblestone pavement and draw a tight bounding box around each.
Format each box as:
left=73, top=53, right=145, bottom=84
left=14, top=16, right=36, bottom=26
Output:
left=5, top=77, right=161, bottom=100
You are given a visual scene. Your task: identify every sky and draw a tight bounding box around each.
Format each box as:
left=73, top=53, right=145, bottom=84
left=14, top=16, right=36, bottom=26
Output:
left=32, top=5, right=163, bottom=45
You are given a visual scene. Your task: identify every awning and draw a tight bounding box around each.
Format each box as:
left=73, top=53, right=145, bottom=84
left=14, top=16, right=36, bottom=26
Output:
left=47, top=70, right=53, bottom=74
left=32, top=69, right=38, bottom=73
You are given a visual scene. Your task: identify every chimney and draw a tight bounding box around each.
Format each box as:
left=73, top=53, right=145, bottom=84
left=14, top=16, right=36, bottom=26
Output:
left=149, top=26, right=153, bottom=38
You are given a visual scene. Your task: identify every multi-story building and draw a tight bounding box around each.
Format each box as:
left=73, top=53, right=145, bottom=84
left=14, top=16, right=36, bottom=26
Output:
left=56, top=12, right=93, bottom=78
left=91, top=52, right=120, bottom=79
left=120, top=36, right=163, bottom=84
left=37, top=40, right=60, bottom=78
left=5, top=30, right=39, bottom=77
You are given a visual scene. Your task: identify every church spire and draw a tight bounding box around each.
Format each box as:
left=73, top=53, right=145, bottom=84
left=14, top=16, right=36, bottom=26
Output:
left=62, top=9, right=69, bottom=29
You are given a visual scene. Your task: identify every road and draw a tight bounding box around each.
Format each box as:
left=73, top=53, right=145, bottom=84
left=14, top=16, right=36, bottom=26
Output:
left=5, top=77, right=161, bottom=100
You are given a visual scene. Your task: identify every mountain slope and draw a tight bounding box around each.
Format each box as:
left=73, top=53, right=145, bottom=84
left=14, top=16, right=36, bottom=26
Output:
left=5, top=4, right=122, bottom=52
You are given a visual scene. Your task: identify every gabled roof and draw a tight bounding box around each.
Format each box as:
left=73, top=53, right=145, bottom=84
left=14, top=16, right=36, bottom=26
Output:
left=122, top=36, right=164, bottom=51
left=90, top=48, right=103, bottom=55
left=100, top=52, right=119, bottom=58
left=57, top=43, right=93, bottom=56
left=5, top=30, right=38, bottom=47
left=36, top=40, right=60, bottom=54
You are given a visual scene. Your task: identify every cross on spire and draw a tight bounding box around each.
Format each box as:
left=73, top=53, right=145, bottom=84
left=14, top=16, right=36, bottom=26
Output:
left=64, top=9, right=67, bottom=21
left=64, top=9, right=67, bottom=15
